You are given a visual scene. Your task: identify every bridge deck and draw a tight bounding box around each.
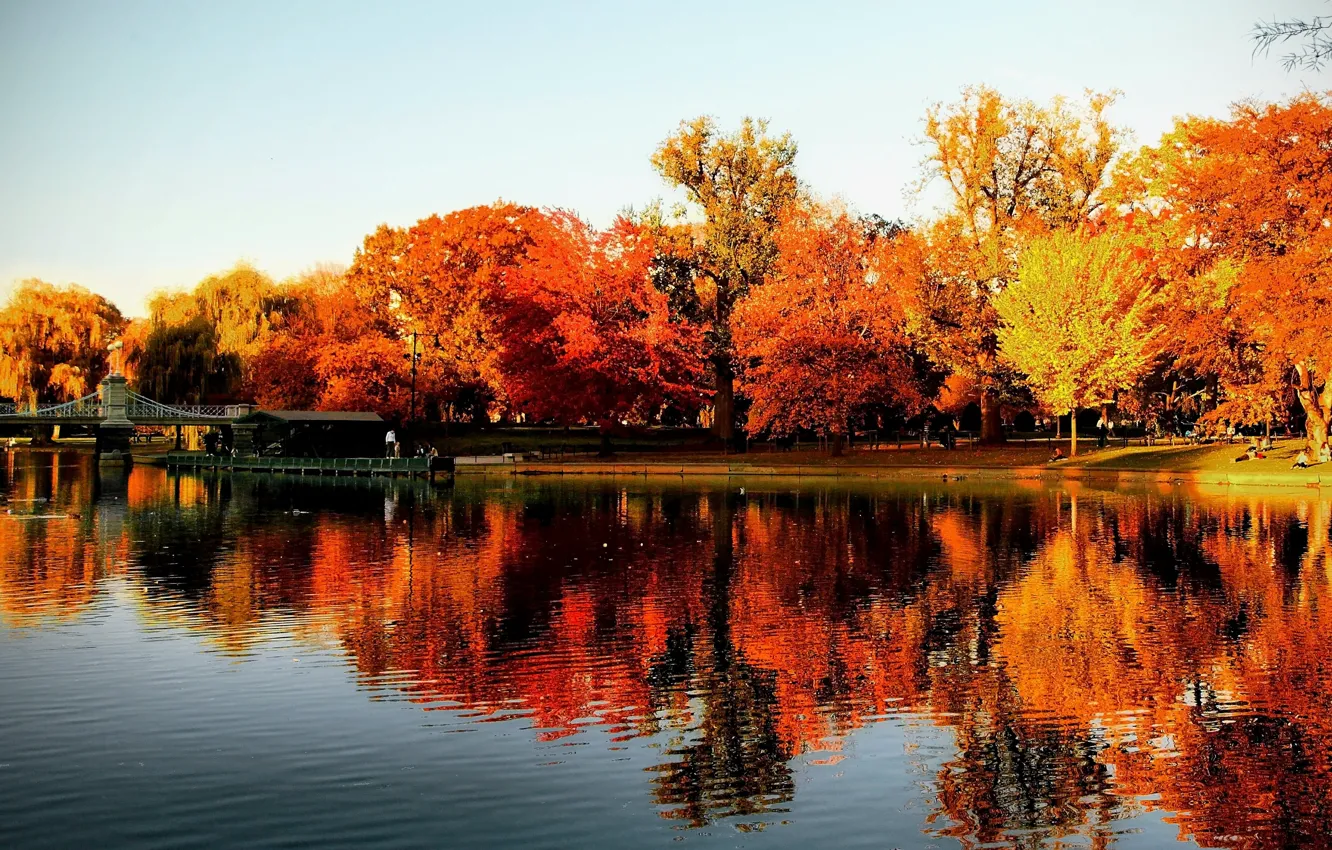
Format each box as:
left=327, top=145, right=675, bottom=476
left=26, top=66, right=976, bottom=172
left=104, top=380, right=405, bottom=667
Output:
left=0, top=416, right=237, bottom=427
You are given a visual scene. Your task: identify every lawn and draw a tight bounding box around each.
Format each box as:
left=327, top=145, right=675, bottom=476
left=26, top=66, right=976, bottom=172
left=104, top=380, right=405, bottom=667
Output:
left=1065, top=438, right=1314, bottom=474
left=572, top=436, right=1329, bottom=478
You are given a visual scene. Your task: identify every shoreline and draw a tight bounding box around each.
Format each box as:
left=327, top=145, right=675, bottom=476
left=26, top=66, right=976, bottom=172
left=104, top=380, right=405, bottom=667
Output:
left=457, top=460, right=1329, bottom=490
left=8, top=445, right=1326, bottom=490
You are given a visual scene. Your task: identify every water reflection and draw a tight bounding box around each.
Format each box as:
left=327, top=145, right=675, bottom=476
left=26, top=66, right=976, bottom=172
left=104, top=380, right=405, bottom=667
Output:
left=3, top=453, right=1331, bottom=847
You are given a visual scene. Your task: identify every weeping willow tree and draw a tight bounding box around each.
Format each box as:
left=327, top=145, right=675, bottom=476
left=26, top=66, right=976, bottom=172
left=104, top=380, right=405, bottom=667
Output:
left=148, top=263, right=301, bottom=366
left=0, top=279, right=125, bottom=406
left=133, top=318, right=242, bottom=404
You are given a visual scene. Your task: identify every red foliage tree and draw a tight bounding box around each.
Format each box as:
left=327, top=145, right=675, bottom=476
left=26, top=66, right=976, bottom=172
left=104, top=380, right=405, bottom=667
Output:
left=344, top=204, right=705, bottom=435
left=487, top=212, right=704, bottom=439
left=733, top=207, right=924, bottom=454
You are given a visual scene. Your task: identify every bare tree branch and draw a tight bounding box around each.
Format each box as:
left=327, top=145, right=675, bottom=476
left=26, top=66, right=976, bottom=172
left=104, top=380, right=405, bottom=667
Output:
left=1252, top=6, right=1332, bottom=71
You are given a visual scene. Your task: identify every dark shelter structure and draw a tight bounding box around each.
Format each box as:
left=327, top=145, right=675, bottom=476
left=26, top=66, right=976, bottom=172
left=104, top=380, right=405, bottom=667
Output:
left=232, top=410, right=386, bottom=458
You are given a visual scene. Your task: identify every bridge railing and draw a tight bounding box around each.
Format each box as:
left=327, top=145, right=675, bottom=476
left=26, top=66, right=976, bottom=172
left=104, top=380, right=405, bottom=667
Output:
left=125, top=392, right=248, bottom=420
left=0, top=391, right=251, bottom=421
left=0, top=392, right=103, bottom=419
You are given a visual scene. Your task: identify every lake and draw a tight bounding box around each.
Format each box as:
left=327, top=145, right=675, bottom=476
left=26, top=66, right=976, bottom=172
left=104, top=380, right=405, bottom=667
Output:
left=2, top=452, right=1330, bottom=849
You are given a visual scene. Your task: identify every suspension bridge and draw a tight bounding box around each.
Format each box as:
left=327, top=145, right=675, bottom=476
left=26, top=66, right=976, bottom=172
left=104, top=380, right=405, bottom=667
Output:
left=0, top=376, right=255, bottom=456
left=0, top=392, right=249, bottom=426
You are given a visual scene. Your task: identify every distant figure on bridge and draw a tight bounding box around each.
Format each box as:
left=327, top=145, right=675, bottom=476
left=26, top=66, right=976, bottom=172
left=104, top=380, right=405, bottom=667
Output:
left=385, top=429, right=396, bottom=458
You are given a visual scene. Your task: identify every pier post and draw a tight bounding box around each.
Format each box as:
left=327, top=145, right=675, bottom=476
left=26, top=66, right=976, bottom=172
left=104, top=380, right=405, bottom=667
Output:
left=96, top=375, right=134, bottom=464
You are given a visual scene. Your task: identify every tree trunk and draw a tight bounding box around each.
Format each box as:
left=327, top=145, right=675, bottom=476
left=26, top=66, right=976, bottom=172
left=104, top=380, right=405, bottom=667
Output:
left=712, top=356, right=735, bottom=443
left=1069, top=407, right=1078, bottom=458
left=1295, top=364, right=1331, bottom=451
left=598, top=432, right=614, bottom=458
left=979, top=387, right=1005, bottom=445
left=830, top=431, right=845, bottom=457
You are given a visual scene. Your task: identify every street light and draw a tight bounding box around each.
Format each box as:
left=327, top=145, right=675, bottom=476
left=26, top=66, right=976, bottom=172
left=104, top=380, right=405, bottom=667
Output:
left=405, top=332, right=420, bottom=423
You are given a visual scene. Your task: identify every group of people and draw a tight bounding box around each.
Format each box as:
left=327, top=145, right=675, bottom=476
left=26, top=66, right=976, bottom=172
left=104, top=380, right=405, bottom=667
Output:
left=920, top=420, right=959, bottom=450
left=384, top=429, right=438, bottom=460
left=1095, top=416, right=1119, bottom=448
left=1292, top=441, right=1332, bottom=470
left=202, top=429, right=234, bottom=457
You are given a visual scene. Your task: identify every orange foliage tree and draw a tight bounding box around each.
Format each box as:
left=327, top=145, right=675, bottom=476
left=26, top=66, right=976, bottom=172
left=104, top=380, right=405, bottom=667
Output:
left=1113, top=93, right=1332, bottom=446
left=245, top=265, right=451, bottom=419
left=346, top=204, right=544, bottom=422
left=732, top=207, right=925, bottom=454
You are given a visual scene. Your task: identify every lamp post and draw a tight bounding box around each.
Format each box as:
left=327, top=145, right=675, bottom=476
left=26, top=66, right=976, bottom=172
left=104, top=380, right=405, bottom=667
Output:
left=408, top=332, right=419, bottom=423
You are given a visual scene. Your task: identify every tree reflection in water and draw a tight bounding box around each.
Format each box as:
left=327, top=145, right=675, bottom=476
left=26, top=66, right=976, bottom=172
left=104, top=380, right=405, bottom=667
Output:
left=3, top=458, right=1331, bottom=847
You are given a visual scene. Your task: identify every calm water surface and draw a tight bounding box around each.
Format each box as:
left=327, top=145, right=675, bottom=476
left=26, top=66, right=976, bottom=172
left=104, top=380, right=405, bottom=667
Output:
left=2, top=452, right=1331, bottom=849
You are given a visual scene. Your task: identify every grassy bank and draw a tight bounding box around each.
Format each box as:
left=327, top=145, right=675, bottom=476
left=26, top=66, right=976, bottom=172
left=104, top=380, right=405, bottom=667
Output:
left=604, top=438, right=1319, bottom=472
left=459, top=438, right=1330, bottom=488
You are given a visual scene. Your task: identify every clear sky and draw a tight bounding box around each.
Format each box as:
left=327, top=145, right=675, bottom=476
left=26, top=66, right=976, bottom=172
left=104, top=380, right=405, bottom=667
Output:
left=1, top=0, right=1327, bottom=315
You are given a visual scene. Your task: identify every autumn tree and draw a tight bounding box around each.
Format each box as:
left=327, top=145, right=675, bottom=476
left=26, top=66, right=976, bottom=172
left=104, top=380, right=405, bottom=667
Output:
left=1112, top=93, right=1332, bottom=448
left=910, top=87, right=1122, bottom=444
left=651, top=117, right=801, bottom=442
left=133, top=317, right=242, bottom=404
left=486, top=212, right=704, bottom=447
left=0, top=279, right=125, bottom=405
left=146, top=263, right=302, bottom=388
left=733, top=206, right=924, bottom=455
left=346, top=204, right=704, bottom=430
left=994, top=230, right=1159, bottom=456
left=345, top=204, right=547, bottom=422
left=248, top=265, right=355, bottom=410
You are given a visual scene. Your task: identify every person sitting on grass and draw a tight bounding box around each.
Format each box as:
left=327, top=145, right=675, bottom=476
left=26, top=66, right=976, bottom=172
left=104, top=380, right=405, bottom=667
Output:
left=1048, top=446, right=1066, bottom=463
left=1320, top=442, right=1332, bottom=465
left=1292, top=449, right=1310, bottom=469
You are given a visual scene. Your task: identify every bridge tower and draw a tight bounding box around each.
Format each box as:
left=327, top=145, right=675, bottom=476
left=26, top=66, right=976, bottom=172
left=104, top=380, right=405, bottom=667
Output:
left=95, top=375, right=134, bottom=463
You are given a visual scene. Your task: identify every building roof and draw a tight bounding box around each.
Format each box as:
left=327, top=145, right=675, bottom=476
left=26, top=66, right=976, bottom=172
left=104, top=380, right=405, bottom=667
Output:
left=236, top=410, right=385, bottom=424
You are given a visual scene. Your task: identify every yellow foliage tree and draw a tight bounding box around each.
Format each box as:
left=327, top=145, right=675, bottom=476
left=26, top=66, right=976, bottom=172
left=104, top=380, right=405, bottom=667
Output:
left=994, top=230, right=1158, bottom=455
left=911, top=86, right=1123, bottom=444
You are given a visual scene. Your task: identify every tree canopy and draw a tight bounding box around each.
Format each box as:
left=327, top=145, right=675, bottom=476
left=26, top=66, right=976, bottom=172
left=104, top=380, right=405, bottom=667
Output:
left=7, top=88, right=1331, bottom=453
left=994, top=230, right=1160, bottom=454
left=0, top=280, right=125, bottom=405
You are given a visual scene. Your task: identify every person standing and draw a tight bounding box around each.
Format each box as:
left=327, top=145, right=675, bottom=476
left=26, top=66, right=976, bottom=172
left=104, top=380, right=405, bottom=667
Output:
left=385, top=428, right=396, bottom=458
left=1096, top=415, right=1106, bottom=448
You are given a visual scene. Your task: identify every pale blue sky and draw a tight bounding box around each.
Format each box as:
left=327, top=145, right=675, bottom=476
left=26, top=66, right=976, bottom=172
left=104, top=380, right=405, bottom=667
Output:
left=1, top=0, right=1326, bottom=315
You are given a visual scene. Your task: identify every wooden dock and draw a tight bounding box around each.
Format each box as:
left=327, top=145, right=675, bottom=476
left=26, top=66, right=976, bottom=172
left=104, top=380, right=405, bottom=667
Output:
left=165, top=452, right=453, bottom=479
